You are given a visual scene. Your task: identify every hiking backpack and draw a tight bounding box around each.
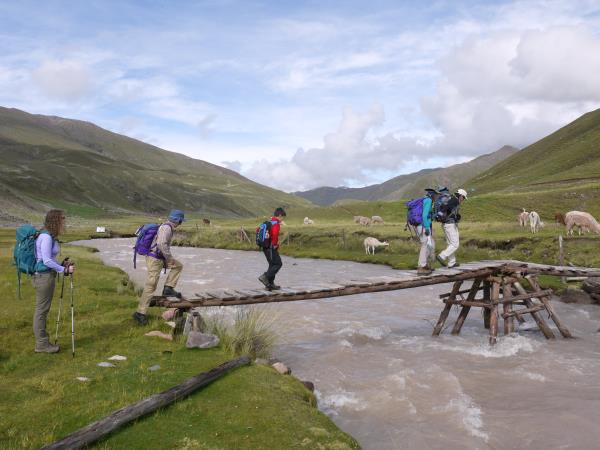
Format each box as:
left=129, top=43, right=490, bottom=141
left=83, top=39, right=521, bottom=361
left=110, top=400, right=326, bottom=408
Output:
left=133, top=223, right=160, bottom=268
left=13, top=225, right=51, bottom=299
left=255, top=220, right=276, bottom=248
left=434, top=192, right=452, bottom=222
left=405, top=197, right=426, bottom=226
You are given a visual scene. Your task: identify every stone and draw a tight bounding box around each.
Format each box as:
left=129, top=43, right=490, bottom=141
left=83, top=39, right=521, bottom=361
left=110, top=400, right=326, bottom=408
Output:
left=582, top=277, right=600, bottom=294
left=254, top=358, right=269, bottom=366
left=148, top=364, right=161, bottom=372
left=272, top=362, right=291, bottom=375
left=97, top=362, right=116, bottom=368
left=185, top=331, right=220, bottom=349
left=162, top=308, right=178, bottom=321
left=108, top=355, right=127, bottom=361
left=301, top=381, right=315, bottom=392
left=559, top=288, right=594, bottom=304
left=144, top=330, right=173, bottom=341
left=76, top=376, right=91, bottom=382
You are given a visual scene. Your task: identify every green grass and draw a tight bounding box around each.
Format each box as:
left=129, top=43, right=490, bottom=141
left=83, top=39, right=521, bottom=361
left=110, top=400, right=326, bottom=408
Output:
left=0, top=229, right=359, bottom=449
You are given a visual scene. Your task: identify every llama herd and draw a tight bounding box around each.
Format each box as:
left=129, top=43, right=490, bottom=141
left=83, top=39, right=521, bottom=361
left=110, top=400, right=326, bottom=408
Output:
left=519, top=209, right=600, bottom=235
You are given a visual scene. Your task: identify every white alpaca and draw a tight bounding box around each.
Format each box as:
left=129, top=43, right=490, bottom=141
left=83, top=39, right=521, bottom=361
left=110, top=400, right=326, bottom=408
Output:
left=565, top=211, right=600, bottom=236
left=529, top=211, right=544, bottom=233
left=371, top=215, right=384, bottom=224
left=518, top=209, right=529, bottom=227
left=303, top=217, right=314, bottom=225
left=359, top=216, right=372, bottom=226
left=364, top=237, right=389, bottom=255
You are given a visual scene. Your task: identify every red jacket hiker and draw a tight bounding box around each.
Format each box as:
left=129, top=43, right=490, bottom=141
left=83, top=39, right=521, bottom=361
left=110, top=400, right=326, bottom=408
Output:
left=259, top=207, right=286, bottom=290
left=269, top=216, right=282, bottom=247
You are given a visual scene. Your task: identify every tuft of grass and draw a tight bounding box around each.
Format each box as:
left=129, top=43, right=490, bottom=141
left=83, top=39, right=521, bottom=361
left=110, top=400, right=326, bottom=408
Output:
left=206, top=307, right=278, bottom=360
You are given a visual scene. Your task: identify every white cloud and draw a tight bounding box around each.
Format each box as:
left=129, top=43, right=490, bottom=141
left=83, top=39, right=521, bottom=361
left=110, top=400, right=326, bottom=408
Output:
left=32, top=59, right=92, bottom=101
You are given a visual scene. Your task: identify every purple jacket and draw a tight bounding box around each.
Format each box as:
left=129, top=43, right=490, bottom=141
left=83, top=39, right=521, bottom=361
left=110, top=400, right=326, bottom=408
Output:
left=35, top=233, right=64, bottom=273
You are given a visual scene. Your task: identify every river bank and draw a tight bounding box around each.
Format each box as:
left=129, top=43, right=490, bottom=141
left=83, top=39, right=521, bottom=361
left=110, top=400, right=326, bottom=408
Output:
left=82, top=238, right=600, bottom=450
left=0, top=230, right=359, bottom=449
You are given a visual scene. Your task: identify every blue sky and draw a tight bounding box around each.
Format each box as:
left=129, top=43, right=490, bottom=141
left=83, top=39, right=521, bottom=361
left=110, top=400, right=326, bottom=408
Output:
left=2, top=0, right=600, bottom=191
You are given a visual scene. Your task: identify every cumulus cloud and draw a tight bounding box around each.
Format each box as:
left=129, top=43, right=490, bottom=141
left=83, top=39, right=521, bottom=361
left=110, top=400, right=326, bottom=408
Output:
left=245, top=25, right=600, bottom=192
left=32, top=60, right=92, bottom=101
left=221, top=160, right=242, bottom=173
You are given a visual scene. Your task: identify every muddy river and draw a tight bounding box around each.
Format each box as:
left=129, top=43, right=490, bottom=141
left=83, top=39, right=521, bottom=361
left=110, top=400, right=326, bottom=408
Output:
left=75, top=239, right=600, bottom=450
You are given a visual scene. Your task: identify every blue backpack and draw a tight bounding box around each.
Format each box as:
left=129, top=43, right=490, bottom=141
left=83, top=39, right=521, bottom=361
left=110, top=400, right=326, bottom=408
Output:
left=255, top=220, right=276, bottom=248
left=434, top=193, right=451, bottom=222
left=405, top=197, right=426, bottom=226
left=13, top=225, right=51, bottom=299
left=133, top=224, right=160, bottom=268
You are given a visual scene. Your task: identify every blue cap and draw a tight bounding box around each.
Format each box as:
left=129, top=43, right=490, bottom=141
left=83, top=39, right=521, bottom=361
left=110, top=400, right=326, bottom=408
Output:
left=168, top=209, right=185, bottom=223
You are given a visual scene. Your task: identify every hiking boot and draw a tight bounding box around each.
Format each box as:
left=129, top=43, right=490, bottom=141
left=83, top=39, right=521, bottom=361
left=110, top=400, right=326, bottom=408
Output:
left=268, top=283, right=281, bottom=291
left=258, top=274, right=270, bottom=288
left=417, top=266, right=433, bottom=276
left=132, top=312, right=149, bottom=326
left=162, top=286, right=182, bottom=299
left=436, top=254, right=447, bottom=267
left=35, top=341, right=60, bottom=353
left=448, top=262, right=460, bottom=268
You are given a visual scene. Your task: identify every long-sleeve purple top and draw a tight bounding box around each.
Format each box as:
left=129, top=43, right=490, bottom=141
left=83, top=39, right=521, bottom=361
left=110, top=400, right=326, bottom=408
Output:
left=35, top=233, right=64, bottom=273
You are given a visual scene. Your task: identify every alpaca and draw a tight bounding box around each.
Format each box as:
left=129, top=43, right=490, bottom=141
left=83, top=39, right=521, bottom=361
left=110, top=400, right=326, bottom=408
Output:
left=565, top=211, right=600, bottom=236
left=364, top=237, right=389, bottom=255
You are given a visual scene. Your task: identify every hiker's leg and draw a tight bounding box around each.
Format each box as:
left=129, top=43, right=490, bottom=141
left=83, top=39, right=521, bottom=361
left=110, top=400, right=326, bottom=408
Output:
left=165, top=259, right=183, bottom=289
left=32, top=272, right=56, bottom=346
left=266, top=248, right=282, bottom=282
left=440, top=224, right=459, bottom=265
left=446, top=225, right=460, bottom=266
left=137, top=257, right=162, bottom=315
left=417, top=226, right=429, bottom=268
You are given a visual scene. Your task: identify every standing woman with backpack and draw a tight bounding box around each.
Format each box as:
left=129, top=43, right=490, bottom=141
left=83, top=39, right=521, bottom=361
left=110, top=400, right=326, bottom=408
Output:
left=32, top=209, right=75, bottom=353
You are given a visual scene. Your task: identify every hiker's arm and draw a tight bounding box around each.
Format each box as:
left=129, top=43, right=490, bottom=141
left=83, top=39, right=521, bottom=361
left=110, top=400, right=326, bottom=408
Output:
left=156, top=224, right=174, bottom=263
left=38, top=234, right=64, bottom=273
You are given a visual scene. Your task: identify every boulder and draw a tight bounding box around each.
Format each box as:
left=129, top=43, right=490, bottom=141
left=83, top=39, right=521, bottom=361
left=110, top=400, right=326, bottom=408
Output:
left=559, top=288, right=594, bottom=304
left=582, top=278, right=600, bottom=304
left=186, top=332, right=220, bottom=349
left=301, top=381, right=315, bottom=392
left=272, top=362, right=291, bottom=375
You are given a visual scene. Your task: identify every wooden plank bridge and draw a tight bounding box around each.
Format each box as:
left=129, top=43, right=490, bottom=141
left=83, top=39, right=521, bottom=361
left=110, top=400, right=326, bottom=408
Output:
left=152, top=260, right=600, bottom=345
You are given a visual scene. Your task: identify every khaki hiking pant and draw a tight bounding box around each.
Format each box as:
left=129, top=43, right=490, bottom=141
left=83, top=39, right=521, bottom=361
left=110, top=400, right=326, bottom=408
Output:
left=31, top=272, right=56, bottom=347
left=417, top=225, right=435, bottom=268
left=439, top=223, right=460, bottom=267
left=137, top=256, right=183, bottom=315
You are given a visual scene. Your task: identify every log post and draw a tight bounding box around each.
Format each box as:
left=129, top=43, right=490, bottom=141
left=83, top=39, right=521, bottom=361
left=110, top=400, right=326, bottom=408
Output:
left=433, top=280, right=463, bottom=336
left=451, top=278, right=482, bottom=335
left=483, top=280, right=491, bottom=329
left=502, top=282, right=514, bottom=335
left=41, top=357, right=251, bottom=450
left=558, top=234, right=565, bottom=284
left=489, top=281, right=500, bottom=345
left=526, top=275, right=572, bottom=338
left=513, top=281, right=555, bottom=339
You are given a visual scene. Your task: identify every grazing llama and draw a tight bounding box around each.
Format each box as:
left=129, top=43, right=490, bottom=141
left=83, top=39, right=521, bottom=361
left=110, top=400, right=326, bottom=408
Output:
left=565, top=211, right=600, bottom=236
left=363, top=237, right=389, bottom=255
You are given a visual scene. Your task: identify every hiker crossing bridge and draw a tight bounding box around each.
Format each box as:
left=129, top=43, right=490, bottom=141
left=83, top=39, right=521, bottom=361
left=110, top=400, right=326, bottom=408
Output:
left=152, top=260, right=600, bottom=345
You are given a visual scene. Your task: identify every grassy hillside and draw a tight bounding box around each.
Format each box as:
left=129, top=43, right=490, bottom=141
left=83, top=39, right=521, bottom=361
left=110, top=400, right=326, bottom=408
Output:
left=470, top=108, right=600, bottom=193
left=295, top=146, right=518, bottom=205
left=0, top=107, right=309, bottom=221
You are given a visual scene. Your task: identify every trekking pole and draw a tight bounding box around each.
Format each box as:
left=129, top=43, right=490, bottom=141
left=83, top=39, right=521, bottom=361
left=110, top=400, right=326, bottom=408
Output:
left=70, top=271, right=75, bottom=358
left=54, top=273, right=66, bottom=345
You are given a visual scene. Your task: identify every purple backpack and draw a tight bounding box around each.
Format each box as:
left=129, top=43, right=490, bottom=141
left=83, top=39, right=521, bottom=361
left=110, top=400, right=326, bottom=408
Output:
left=133, top=223, right=161, bottom=268
left=406, top=197, right=425, bottom=226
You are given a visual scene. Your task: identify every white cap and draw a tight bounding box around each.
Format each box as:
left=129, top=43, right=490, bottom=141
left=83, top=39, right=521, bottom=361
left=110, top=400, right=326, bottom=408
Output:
left=456, top=188, right=468, bottom=199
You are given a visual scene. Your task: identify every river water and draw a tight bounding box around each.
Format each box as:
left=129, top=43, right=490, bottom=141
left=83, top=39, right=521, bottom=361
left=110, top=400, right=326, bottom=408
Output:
left=75, top=239, right=600, bottom=450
